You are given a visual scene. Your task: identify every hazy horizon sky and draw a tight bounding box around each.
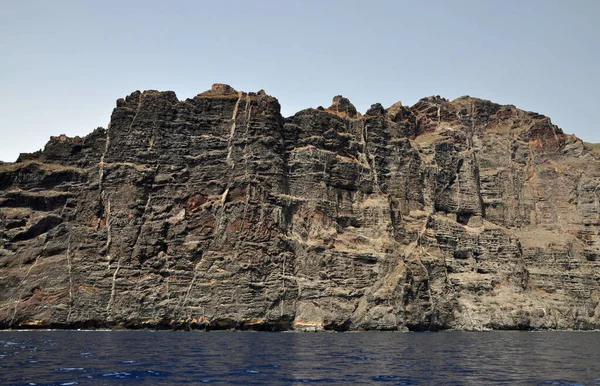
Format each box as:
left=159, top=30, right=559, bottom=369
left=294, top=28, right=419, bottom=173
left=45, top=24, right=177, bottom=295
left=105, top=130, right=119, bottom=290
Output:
left=1, top=0, right=599, bottom=162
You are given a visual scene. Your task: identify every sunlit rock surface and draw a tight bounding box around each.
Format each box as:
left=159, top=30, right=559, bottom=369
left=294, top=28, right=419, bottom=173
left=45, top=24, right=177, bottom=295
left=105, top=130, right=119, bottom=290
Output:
left=1, top=84, right=599, bottom=331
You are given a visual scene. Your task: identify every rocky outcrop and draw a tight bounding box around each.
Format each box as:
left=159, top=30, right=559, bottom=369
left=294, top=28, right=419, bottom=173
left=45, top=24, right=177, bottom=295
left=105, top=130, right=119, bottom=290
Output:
left=1, top=84, right=599, bottom=331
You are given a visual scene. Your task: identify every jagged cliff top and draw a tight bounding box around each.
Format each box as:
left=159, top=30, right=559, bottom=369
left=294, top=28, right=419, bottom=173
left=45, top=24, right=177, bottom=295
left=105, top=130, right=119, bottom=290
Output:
left=7, top=83, right=591, bottom=166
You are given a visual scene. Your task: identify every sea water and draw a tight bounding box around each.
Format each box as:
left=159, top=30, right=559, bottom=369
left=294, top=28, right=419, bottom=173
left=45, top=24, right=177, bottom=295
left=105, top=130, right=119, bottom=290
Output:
left=0, top=331, right=599, bottom=385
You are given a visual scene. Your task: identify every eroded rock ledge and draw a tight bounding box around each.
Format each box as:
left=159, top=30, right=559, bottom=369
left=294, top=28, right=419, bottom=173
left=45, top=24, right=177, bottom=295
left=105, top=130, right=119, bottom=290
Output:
left=1, top=84, right=599, bottom=331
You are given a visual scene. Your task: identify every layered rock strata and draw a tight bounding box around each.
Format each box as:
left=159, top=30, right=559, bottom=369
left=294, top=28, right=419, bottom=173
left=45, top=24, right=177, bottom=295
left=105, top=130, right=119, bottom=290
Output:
left=1, top=84, right=599, bottom=331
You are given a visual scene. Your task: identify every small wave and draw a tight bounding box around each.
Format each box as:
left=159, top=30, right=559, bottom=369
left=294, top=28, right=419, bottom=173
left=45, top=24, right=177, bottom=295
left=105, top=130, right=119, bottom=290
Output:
left=372, top=375, right=419, bottom=384
left=280, top=378, right=337, bottom=383
left=257, top=364, right=280, bottom=369
left=102, top=372, right=131, bottom=378
left=88, top=370, right=166, bottom=380
left=347, top=355, right=375, bottom=361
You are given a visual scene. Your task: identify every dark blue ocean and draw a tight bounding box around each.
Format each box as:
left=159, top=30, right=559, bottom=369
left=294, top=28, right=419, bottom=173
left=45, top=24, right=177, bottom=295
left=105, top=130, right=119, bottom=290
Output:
left=0, top=331, right=599, bottom=385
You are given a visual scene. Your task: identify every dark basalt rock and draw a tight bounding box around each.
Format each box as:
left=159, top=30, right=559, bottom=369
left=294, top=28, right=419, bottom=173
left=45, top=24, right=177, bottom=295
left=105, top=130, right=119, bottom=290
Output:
left=328, top=95, right=359, bottom=118
left=0, top=85, right=599, bottom=331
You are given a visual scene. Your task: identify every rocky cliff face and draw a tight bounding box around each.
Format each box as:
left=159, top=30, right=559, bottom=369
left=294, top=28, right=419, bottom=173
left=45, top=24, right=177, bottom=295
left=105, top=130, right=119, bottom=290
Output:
left=1, top=84, right=599, bottom=331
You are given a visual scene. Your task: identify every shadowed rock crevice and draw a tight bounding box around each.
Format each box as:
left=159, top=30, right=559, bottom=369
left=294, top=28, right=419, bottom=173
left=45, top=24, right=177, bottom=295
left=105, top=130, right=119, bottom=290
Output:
left=1, top=84, right=600, bottom=331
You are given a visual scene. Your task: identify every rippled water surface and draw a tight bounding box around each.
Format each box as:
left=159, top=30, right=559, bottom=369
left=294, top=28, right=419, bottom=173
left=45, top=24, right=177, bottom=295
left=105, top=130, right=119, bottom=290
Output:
left=0, top=331, right=599, bottom=385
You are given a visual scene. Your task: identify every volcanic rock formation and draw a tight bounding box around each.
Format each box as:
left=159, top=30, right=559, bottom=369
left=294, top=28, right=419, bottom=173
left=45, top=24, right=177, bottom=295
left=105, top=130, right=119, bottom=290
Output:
left=1, top=84, right=600, bottom=331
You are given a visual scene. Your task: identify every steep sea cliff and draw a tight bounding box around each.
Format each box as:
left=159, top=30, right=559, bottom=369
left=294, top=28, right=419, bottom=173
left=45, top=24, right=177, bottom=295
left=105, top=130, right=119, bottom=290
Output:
left=1, top=84, right=599, bottom=331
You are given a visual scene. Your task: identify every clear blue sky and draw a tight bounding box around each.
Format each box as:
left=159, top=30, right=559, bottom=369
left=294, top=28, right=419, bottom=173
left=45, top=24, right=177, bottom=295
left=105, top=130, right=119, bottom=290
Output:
left=1, top=0, right=599, bottom=162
